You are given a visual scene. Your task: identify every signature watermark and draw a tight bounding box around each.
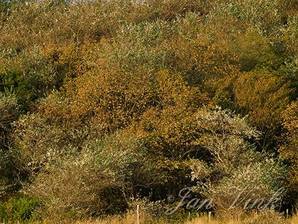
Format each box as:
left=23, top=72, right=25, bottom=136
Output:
left=165, top=187, right=286, bottom=215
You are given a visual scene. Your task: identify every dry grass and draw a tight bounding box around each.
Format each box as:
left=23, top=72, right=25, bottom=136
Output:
left=76, top=213, right=149, bottom=224
left=186, top=213, right=298, bottom=224
left=67, top=212, right=298, bottom=224
left=290, top=215, right=298, bottom=224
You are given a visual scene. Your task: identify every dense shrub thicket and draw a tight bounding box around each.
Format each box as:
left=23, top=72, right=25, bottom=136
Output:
left=0, top=0, right=297, bottom=222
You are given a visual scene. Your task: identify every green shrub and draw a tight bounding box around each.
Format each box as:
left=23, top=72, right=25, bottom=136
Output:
left=0, top=195, right=40, bottom=223
left=0, top=204, right=8, bottom=222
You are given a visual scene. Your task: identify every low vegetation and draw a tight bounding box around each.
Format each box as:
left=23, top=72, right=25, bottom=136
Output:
left=0, top=0, right=297, bottom=223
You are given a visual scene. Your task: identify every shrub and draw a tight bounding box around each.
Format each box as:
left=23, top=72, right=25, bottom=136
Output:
left=26, top=147, right=128, bottom=218
left=0, top=93, right=18, bottom=149
left=0, top=44, right=76, bottom=108
left=14, top=69, right=206, bottom=171
left=0, top=93, right=23, bottom=198
left=279, top=102, right=298, bottom=209
left=0, top=195, right=40, bottom=223
left=212, top=70, right=291, bottom=151
left=202, top=156, right=288, bottom=211
left=209, top=0, right=283, bottom=34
